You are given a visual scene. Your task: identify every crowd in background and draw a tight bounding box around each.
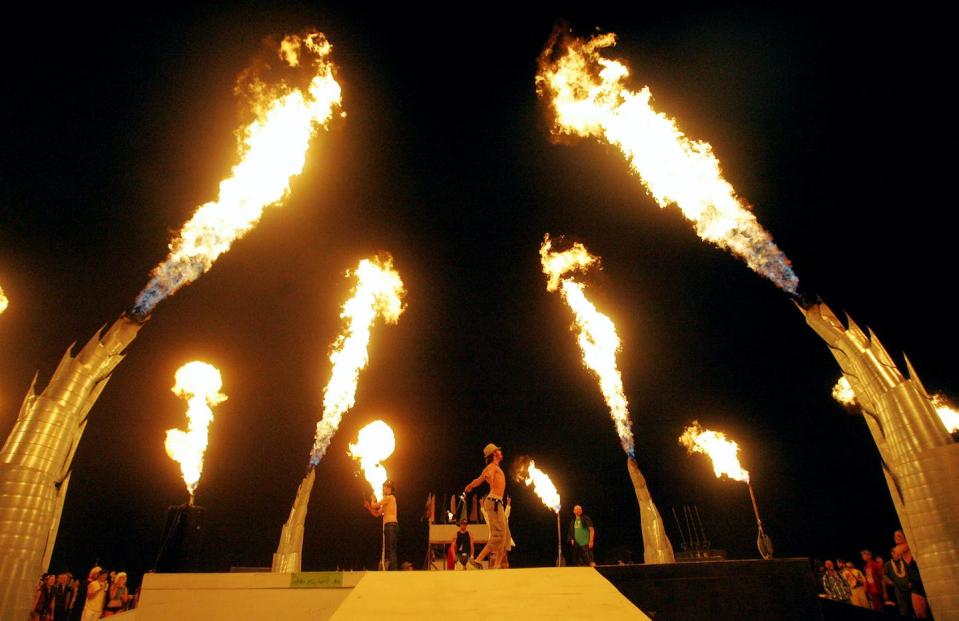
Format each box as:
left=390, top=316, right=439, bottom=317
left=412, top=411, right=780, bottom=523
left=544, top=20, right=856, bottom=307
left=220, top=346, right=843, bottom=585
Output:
left=30, top=566, right=136, bottom=621
left=815, top=529, right=929, bottom=619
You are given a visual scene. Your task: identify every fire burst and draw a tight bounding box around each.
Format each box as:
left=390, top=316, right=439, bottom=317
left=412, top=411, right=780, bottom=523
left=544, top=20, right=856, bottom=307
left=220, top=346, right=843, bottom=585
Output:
left=132, top=31, right=343, bottom=316
left=536, top=29, right=798, bottom=293
left=309, top=256, right=406, bottom=467
left=516, top=458, right=561, bottom=513
left=540, top=235, right=634, bottom=455
left=832, top=376, right=858, bottom=407
left=0, top=285, right=7, bottom=314
left=679, top=421, right=750, bottom=483
left=932, top=394, right=959, bottom=434
left=165, top=361, right=227, bottom=500
left=349, top=420, right=395, bottom=501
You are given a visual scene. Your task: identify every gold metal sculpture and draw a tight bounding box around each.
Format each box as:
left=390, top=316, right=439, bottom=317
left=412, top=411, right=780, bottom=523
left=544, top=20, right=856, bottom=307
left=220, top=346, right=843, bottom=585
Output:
left=272, top=469, right=316, bottom=573
left=0, top=315, right=143, bottom=618
left=627, top=457, right=676, bottom=564
left=802, top=301, right=958, bottom=620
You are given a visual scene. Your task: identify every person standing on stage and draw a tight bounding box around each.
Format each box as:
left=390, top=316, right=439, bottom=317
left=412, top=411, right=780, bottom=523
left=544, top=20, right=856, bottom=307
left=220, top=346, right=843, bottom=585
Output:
left=567, top=505, right=596, bottom=567
left=364, top=480, right=399, bottom=570
left=464, top=443, right=509, bottom=569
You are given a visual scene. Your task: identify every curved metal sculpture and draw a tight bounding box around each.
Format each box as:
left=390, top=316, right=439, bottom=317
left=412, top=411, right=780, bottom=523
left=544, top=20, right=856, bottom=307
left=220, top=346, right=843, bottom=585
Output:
left=627, top=457, right=675, bottom=564
left=0, top=315, right=142, bottom=618
left=272, top=469, right=316, bottom=573
left=802, top=301, right=958, bottom=620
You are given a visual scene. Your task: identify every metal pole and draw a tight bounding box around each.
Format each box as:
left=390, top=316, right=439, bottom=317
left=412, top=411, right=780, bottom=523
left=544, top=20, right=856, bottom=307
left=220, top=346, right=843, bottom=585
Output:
left=556, top=512, right=563, bottom=567
left=747, top=482, right=773, bottom=560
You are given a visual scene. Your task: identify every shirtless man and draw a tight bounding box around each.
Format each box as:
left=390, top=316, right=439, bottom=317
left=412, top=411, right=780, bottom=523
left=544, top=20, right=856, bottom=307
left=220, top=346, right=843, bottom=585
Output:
left=464, top=443, right=509, bottom=568
left=364, top=480, right=398, bottom=570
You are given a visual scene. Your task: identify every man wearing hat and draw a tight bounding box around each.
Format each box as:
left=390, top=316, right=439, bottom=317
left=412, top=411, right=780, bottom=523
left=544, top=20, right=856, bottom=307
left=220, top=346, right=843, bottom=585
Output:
left=464, top=443, right=509, bottom=568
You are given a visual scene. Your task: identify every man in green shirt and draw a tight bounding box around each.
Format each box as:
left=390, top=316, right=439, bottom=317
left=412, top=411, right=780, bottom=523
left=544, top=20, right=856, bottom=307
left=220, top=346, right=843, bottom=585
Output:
left=567, top=505, right=595, bottom=567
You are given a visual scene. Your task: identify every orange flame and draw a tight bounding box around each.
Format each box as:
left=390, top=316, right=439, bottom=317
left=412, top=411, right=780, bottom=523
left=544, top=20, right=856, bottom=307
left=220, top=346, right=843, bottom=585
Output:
left=165, top=361, right=227, bottom=497
left=540, top=235, right=633, bottom=455
left=679, top=421, right=750, bottom=483
left=0, top=284, right=7, bottom=314
left=832, top=376, right=858, bottom=407
left=309, top=256, right=406, bottom=466
left=932, top=394, right=959, bottom=434
left=517, top=458, right=561, bottom=513
left=349, top=420, right=396, bottom=501
left=536, top=29, right=797, bottom=293
left=133, top=31, right=343, bottom=315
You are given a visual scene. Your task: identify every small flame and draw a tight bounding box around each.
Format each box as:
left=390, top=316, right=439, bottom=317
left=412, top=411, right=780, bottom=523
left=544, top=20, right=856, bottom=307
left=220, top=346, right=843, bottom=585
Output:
left=309, top=256, right=406, bottom=466
left=932, top=394, right=959, bottom=434
left=0, top=284, right=8, bottom=314
left=165, top=361, right=227, bottom=497
left=536, top=29, right=797, bottom=293
left=540, top=235, right=634, bottom=455
left=132, top=31, right=343, bottom=316
left=349, top=420, right=395, bottom=501
left=516, top=458, right=561, bottom=513
left=832, top=376, right=858, bottom=407
left=679, top=421, right=750, bottom=483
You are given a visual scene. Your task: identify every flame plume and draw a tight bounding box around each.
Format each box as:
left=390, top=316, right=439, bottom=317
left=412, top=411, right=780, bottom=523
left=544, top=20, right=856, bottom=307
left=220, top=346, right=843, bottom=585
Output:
left=132, top=31, right=343, bottom=316
left=516, top=458, right=561, bottom=513
left=165, top=361, right=227, bottom=499
left=536, top=29, right=798, bottom=293
left=349, top=420, right=395, bottom=501
left=0, top=284, right=7, bottom=314
left=540, top=235, right=634, bottom=455
left=679, top=421, right=750, bottom=483
left=832, top=376, right=858, bottom=407
left=932, top=394, right=959, bottom=434
left=309, top=256, right=406, bottom=467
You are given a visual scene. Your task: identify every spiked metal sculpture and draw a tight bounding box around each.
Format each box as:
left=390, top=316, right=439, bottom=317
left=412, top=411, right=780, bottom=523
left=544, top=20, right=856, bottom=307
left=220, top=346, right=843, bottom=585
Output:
left=802, top=301, right=958, bottom=620
left=0, top=315, right=143, bottom=618
left=272, top=469, right=316, bottom=572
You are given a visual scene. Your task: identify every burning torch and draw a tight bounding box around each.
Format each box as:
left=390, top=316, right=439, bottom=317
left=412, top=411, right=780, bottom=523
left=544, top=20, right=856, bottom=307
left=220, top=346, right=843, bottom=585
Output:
left=514, top=457, right=563, bottom=567
left=679, top=421, right=773, bottom=560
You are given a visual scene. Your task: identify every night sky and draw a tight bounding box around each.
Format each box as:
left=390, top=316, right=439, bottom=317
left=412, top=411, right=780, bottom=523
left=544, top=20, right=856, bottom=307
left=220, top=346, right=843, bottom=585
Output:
left=1, top=5, right=955, bottom=584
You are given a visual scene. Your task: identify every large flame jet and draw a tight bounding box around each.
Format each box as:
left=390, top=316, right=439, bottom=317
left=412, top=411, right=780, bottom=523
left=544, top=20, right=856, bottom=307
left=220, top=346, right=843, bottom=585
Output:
left=164, top=361, right=227, bottom=503
left=536, top=28, right=797, bottom=293
left=0, top=30, right=343, bottom=618
left=131, top=31, right=343, bottom=318
left=273, top=256, right=405, bottom=573
left=540, top=235, right=674, bottom=563
left=0, top=285, right=8, bottom=314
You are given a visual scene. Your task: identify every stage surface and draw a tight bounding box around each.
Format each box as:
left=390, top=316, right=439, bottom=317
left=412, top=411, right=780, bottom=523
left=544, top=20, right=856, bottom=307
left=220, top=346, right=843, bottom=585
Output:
left=128, top=566, right=649, bottom=620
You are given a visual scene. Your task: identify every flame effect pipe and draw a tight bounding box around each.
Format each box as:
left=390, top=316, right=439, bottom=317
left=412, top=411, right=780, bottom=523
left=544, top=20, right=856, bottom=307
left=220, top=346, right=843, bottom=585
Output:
left=0, top=315, right=143, bottom=618
left=272, top=469, right=316, bottom=573
left=802, top=301, right=958, bottom=619
left=626, top=457, right=675, bottom=564
left=556, top=512, right=563, bottom=567
left=747, top=482, right=773, bottom=560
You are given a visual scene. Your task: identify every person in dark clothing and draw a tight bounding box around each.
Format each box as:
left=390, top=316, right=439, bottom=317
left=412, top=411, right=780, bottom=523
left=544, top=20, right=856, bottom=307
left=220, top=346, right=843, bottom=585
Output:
left=52, top=573, right=74, bottom=621
left=450, top=518, right=475, bottom=569
left=567, top=505, right=595, bottom=567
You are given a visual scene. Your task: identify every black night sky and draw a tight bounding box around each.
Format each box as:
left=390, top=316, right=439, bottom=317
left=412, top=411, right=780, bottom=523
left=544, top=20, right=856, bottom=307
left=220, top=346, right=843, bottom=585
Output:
left=1, top=5, right=955, bottom=584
